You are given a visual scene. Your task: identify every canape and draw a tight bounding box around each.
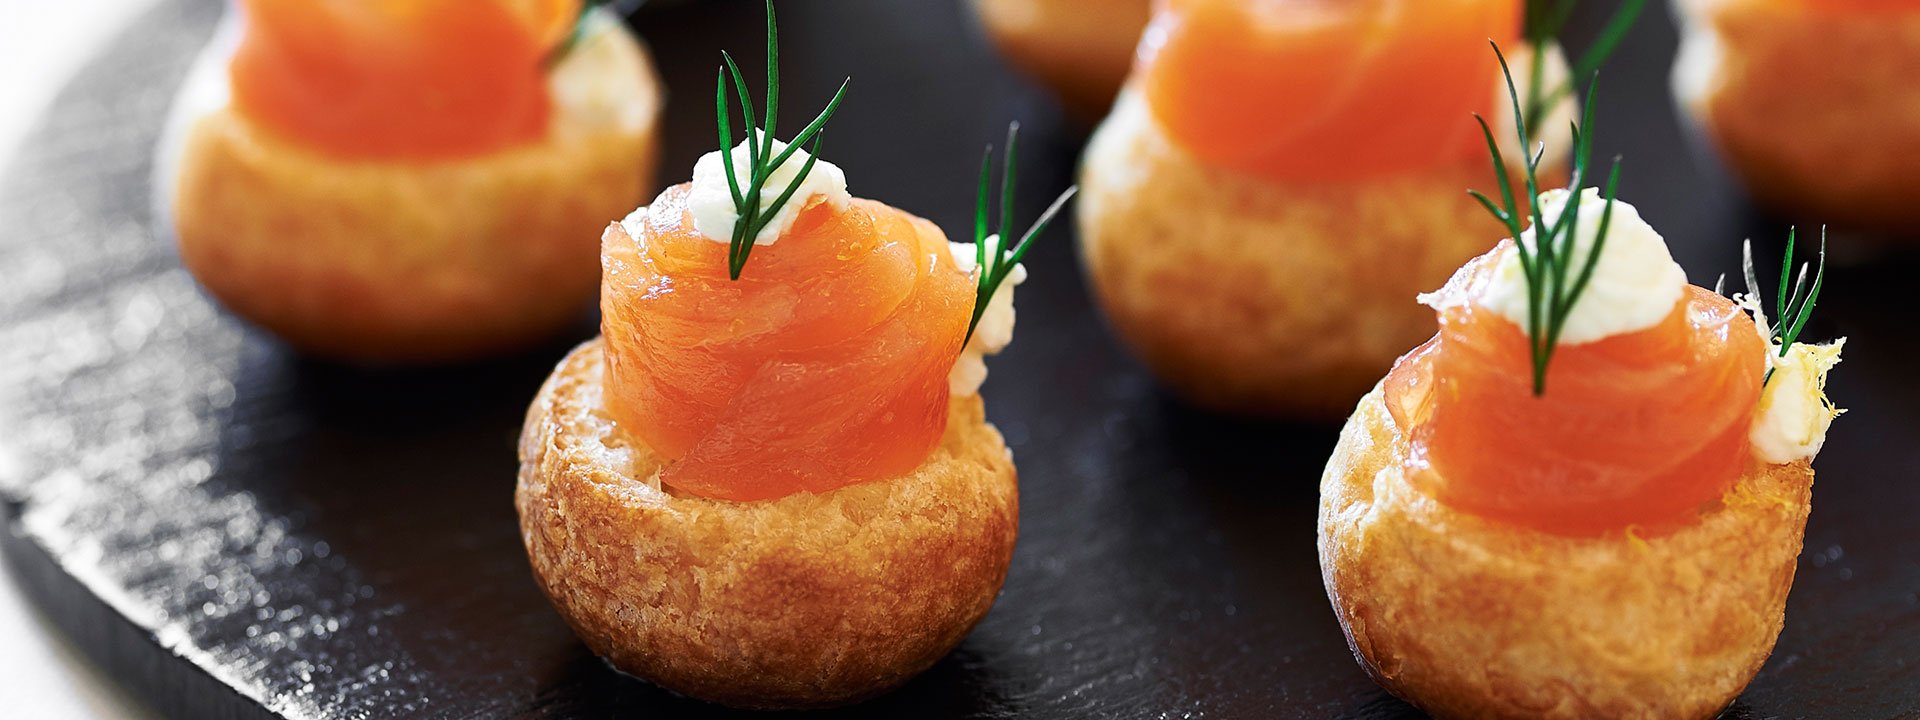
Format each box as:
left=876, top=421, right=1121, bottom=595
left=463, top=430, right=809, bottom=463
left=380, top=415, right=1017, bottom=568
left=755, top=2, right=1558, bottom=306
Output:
left=167, top=0, right=661, bottom=362
left=517, top=7, right=1070, bottom=708
left=970, top=0, right=1151, bottom=119
left=1076, top=0, right=1603, bottom=418
left=1319, top=56, right=1844, bottom=718
left=1674, top=0, right=1920, bottom=231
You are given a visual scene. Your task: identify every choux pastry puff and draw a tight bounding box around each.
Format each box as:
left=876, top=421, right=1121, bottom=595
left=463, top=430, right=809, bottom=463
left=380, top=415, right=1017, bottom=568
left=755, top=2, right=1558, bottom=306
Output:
left=166, top=1, right=661, bottom=362
left=1320, top=182, right=1843, bottom=718
left=1674, top=0, right=1920, bottom=232
left=1077, top=0, right=1572, bottom=418
left=516, top=18, right=1068, bottom=706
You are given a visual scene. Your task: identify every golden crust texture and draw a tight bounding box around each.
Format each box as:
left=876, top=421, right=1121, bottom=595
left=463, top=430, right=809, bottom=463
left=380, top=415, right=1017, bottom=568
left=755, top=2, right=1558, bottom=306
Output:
left=171, top=22, right=662, bottom=362
left=1318, top=387, right=1813, bottom=720
left=1674, top=0, right=1920, bottom=231
left=1079, top=91, right=1541, bottom=419
left=971, top=0, right=1150, bottom=120
left=515, top=340, right=1020, bottom=709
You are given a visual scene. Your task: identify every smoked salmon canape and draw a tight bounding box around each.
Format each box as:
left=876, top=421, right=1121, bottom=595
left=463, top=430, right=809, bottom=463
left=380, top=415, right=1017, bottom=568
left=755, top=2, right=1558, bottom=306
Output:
left=1076, top=0, right=1659, bottom=419
left=970, top=0, right=1152, bottom=120
left=516, top=5, right=1072, bottom=709
left=1319, top=55, right=1845, bottom=720
left=1674, top=0, right=1920, bottom=233
left=162, top=0, right=662, bottom=362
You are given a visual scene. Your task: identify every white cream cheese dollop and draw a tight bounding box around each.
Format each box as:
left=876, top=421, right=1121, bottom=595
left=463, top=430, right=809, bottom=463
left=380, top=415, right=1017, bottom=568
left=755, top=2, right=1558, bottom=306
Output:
left=1478, top=188, right=1689, bottom=344
left=1731, top=246, right=1844, bottom=464
left=1748, top=335, right=1845, bottom=465
left=947, top=234, right=1024, bottom=396
left=686, top=132, right=850, bottom=246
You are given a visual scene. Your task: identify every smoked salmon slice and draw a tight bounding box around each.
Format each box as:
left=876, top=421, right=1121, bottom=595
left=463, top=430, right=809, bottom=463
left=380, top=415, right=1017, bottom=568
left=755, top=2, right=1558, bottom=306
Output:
left=229, top=0, right=579, bottom=160
left=1138, top=0, right=1520, bottom=182
left=600, top=185, right=975, bottom=501
left=1384, top=246, right=1766, bottom=537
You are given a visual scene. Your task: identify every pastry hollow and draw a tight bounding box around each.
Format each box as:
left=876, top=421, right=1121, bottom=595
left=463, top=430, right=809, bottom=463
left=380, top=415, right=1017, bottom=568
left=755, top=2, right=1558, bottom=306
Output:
left=170, top=16, right=662, bottom=362
left=1078, top=90, right=1556, bottom=418
left=970, top=0, right=1150, bottom=120
left=1673, top=0, right=1920, bottom=232
left=1318, top=386, right=1811, bottom=720
left=516, top=340, right=1020, bottom=709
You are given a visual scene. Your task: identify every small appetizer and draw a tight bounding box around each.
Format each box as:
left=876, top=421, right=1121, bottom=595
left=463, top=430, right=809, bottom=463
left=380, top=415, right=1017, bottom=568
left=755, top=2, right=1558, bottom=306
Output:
left=1319, top=55, right=1844, bottom=719
left=1076, top=0, right=1652, bottom=418
left=516, top=5, right=1070, bottom=708
left=1674, top=0, right=1920, bottom=231
left=970, top=0, right=1151, bottom=119
left=168, top=0, right=662, bottom=362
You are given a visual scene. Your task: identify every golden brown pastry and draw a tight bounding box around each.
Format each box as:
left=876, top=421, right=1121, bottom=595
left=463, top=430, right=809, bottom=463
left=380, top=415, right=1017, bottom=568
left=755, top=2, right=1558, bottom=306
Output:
left=169, top=4, right=661, bottom=362
left=517, top=340, right=1018, bottom=709
left=1317, top=103, right=1844, bottom=717
left=1321, top=387, right=1811, bottom=719
left=1673, top=0, right=1920, bottom=232
left=1078, top=91, right=1564, bottom=417
left=1076, top=0, right=1572, bottom=418
left=515, top=8, right=1064, bottom=705
left=970, top=0, right=1151, bottom=119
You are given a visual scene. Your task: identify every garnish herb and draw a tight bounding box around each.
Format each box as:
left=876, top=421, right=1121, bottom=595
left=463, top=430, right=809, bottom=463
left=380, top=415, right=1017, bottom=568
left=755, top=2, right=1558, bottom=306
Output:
left=1467, top=46, right=1620, bottom=397
left=965, top=123, right=1075, bottom=345
left=714, top=0, right=850, bottom=279
left=1466, top=3, right=1643, bottom=396
left=1520, top=0, right=1647, bottom=129
left=1741, top=228, right=1828, bottom=385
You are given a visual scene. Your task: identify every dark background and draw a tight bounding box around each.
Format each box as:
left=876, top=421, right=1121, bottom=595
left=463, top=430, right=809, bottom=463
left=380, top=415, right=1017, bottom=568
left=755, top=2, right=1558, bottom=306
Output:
left=1, top=1, right=1915, bottom=718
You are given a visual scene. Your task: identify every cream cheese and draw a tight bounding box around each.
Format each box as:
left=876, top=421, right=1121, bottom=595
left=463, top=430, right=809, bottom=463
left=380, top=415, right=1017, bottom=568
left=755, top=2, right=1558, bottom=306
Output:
left=1477, top=189, right=1689, bottom=344
left=947, top=234, right=1024, bottom=396
left=686, top=131, right=850, bottom=246
left=1748, top=339, right=1845, bottom=464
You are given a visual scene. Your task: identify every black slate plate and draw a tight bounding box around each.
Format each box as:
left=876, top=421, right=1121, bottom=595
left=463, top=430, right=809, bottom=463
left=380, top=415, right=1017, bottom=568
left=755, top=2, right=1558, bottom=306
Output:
left=2, top=1, right=1917, bottom=718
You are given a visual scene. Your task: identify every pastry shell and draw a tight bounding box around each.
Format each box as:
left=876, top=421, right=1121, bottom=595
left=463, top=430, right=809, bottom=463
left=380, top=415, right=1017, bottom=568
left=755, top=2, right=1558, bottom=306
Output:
left=170, top=18, right=661, bottom=362
left=516, top=340, right=1020, bottom=709
left=1078, top=90, right=1556, bottom=418
left=1673, top=0, right=1920, bottom=232
left=1318, top=386, right=1812, bottom=720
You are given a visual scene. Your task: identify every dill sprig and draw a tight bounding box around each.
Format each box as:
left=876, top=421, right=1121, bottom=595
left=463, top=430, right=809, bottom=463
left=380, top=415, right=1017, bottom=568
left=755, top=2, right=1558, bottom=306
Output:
left=714, top=0, right=850, bottom=279
left=1463, top=1, right=1644, bottom=395
left=965, top=123, right=1075, bottom=345
left=1741, top=228, right=1828, bottom=385
left=1520, top=0, right=1646, bottom=129
left=1467, top=43, right=1622, bottom=396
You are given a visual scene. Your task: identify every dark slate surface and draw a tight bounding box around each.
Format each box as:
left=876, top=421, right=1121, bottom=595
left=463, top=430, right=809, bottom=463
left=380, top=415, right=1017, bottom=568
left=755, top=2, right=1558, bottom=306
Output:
left=1, top=1, right=1916, bottom=718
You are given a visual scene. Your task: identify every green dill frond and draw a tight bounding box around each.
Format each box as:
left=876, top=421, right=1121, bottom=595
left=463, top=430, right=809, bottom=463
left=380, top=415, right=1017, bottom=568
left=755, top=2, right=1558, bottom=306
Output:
left=1740, top=228, right=1828, bottom=385
left=965, top=122, right=1075, bottom=346
left=1520, top=0, right=1645, bottom=130
left=714, top=0, right=850, bottom=279
left=1465, top=2, right=1643, bottom=395
left=1468, top=40, right=1625, bottom=396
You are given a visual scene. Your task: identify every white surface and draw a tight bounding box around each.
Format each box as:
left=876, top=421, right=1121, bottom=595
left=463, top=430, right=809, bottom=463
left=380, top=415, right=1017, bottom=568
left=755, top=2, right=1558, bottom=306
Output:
left=2, top=2, right=166, bottom=718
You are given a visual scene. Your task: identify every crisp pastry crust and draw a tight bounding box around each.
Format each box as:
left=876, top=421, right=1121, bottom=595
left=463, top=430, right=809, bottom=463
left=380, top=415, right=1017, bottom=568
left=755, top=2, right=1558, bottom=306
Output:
left=516, top=340, right=1020, bottom=709
left=1674, top=0, right=1920, bottom=231
left=171, top=19, right=662, bottom=362
left=971, top=0, right=1150, bottom=120
left=1078, top=90, right=1557, bottom=419
left=1318, top=386, right=1812, bottom=720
